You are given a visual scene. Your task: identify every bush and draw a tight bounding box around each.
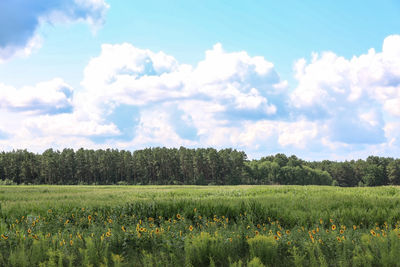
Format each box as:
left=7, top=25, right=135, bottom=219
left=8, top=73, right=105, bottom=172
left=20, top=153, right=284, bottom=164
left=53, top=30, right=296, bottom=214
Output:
left=248, top=257, right=266, bottom=267
left=247, top=235, right=278, bottom=266
left=0, top=179, right=17, bottom=185
left=185, top=232, right=240, bottom=267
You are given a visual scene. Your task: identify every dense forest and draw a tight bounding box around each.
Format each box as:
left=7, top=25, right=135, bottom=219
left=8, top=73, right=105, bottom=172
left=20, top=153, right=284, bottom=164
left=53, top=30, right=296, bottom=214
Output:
left=0, top=147, right=399, bottom=186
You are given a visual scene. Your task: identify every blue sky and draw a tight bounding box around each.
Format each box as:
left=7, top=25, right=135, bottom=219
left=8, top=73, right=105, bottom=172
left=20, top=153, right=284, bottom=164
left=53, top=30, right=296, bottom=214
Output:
left=0, top=0, right=400, bottom=160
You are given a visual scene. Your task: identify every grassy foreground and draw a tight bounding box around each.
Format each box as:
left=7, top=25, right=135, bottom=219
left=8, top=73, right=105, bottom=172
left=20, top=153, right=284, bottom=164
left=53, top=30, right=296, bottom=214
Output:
left=1, top=185, right=400, bottom=266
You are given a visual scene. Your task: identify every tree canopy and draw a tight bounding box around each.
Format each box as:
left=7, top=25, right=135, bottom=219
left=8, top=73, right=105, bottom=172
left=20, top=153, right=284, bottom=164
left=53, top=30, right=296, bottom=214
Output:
left=0, top=148, right=399, bottom=186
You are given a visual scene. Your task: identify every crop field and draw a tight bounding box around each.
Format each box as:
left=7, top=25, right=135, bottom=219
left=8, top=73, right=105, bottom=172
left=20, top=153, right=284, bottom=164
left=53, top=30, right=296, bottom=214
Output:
left=1, top=186, right=400, bottom=266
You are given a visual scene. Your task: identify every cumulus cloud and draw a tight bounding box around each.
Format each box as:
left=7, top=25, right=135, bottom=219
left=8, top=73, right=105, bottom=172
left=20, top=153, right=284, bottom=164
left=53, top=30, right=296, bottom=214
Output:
left=0, top=0, right=109, bottom=61
left=0, top=77, right=118, bottom=152
left=0, top=78, right=74, bottom=114
left=290, top=34, right=400, bottom=146
left=0, top=41, right=290, bottom=154
left=75, top=35, right=400, bottom=158
left=76, top=42, right=288, bottom=148
left=1, top=35, right=400, bottom=159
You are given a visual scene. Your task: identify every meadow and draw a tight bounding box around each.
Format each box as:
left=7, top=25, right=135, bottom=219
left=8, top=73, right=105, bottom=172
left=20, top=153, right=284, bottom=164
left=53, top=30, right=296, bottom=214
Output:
left=1, top=185, right=400, bottom=266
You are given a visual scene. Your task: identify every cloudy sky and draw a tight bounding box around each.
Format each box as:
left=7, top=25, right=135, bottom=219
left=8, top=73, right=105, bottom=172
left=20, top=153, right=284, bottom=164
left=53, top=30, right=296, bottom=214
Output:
left=0, top=0, right=400, bottom=160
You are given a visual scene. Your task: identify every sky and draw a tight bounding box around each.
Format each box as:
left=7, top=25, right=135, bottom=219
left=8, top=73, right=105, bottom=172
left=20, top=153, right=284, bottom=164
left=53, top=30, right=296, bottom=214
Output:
left=0, top=0, right=400, bottom=160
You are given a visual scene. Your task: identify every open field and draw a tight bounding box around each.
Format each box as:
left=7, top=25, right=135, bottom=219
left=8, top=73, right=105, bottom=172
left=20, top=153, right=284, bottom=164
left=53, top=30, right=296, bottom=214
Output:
left=1, top=185, right=400, bottom=266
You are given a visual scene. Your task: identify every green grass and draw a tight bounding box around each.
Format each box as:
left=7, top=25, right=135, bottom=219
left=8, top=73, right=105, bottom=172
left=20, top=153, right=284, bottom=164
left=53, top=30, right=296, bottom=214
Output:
left=2, top=185, right=400, bottom=227
left=1, top=185, right=400, bottom=266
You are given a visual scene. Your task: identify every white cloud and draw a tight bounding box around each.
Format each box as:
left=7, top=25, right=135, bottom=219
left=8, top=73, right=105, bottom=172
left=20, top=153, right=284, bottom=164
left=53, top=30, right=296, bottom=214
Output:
left=121, top=107, right=196, bottom=148
left=0, top=0, right=109, bottom=61
left=0, top=35, right=43, bottom=63
left=231, top=120, right=319, bottom=150
left=290, top=35, right=400, bottom=146
left=0, top=78, right=73, bottom=113
left=24, top=113, right=119, bottom=137
left=0, top=42, right=288, bottom=153
left=0, top=77, right=118, bottom=152
left=384, top=122, right=400, bottom=147
left=384, top=98, right=400, bottom=116
left=291, top=35, right=400, bottom=115
left=77, top=42, right=285, bottom=138
left=277, top=121, right=318, bottom=148
left=1, top=36, right=400, bottom=159
left=61, top=42, right=290, bottom=153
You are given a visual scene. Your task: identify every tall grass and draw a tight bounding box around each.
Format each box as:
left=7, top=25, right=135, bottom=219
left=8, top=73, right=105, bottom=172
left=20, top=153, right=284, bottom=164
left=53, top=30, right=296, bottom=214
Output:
left=1, top=185, right=400, bottom=266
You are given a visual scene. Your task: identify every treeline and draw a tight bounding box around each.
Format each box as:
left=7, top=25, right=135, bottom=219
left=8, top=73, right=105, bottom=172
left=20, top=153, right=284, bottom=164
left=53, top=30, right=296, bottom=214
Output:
left=247, top=154, right=400, bottom=186
left=0, top=148, right=245, bottom=185
left=0, top=148, right=399, bottom=186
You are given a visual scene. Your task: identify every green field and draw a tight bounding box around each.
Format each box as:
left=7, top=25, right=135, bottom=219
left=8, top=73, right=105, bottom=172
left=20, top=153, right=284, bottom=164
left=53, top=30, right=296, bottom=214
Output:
left=1, top=186, right=400, bottom=266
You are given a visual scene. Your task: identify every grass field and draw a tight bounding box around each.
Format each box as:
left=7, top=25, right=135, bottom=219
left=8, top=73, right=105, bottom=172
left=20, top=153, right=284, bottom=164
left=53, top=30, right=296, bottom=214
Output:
left=1, top=185, right=400, bottom=266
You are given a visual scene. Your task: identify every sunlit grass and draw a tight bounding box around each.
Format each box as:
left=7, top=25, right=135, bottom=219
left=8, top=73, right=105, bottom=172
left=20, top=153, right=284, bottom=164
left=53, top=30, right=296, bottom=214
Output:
left=1, top=185, right=400, bottom=266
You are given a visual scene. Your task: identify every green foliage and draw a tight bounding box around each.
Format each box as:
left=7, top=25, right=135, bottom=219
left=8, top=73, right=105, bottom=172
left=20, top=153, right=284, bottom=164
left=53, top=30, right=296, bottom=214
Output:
left=1, top=148, right=400, bottom=187
left=1, top=185, right=400, bottom=266
left=0, top=179, right=17, bottom=185
left=185, top=232, right=215, bottom=266
left=248, top=257, right=266, bottom=267
left=185, top=232, right=241, bottom=267
left=247, top=235, right=278, bottom=266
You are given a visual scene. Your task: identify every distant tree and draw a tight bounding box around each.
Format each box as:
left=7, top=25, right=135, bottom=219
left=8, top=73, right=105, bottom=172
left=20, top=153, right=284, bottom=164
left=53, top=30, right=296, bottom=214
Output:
left=329, top=162, right=357, bottom=187
left=387, top=160, right=400, bottom=185
left=273, top=153, right=288, bottom=167
left=0, top=147, right=398, bottom=187
left=362, top=164, right=386, bottom=186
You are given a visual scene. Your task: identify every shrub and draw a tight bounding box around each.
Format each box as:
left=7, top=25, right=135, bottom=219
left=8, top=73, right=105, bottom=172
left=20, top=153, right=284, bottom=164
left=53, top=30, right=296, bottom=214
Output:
left=248, top=257, right=266, bottom=267
left=247, top=235, right=278, bottom=266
